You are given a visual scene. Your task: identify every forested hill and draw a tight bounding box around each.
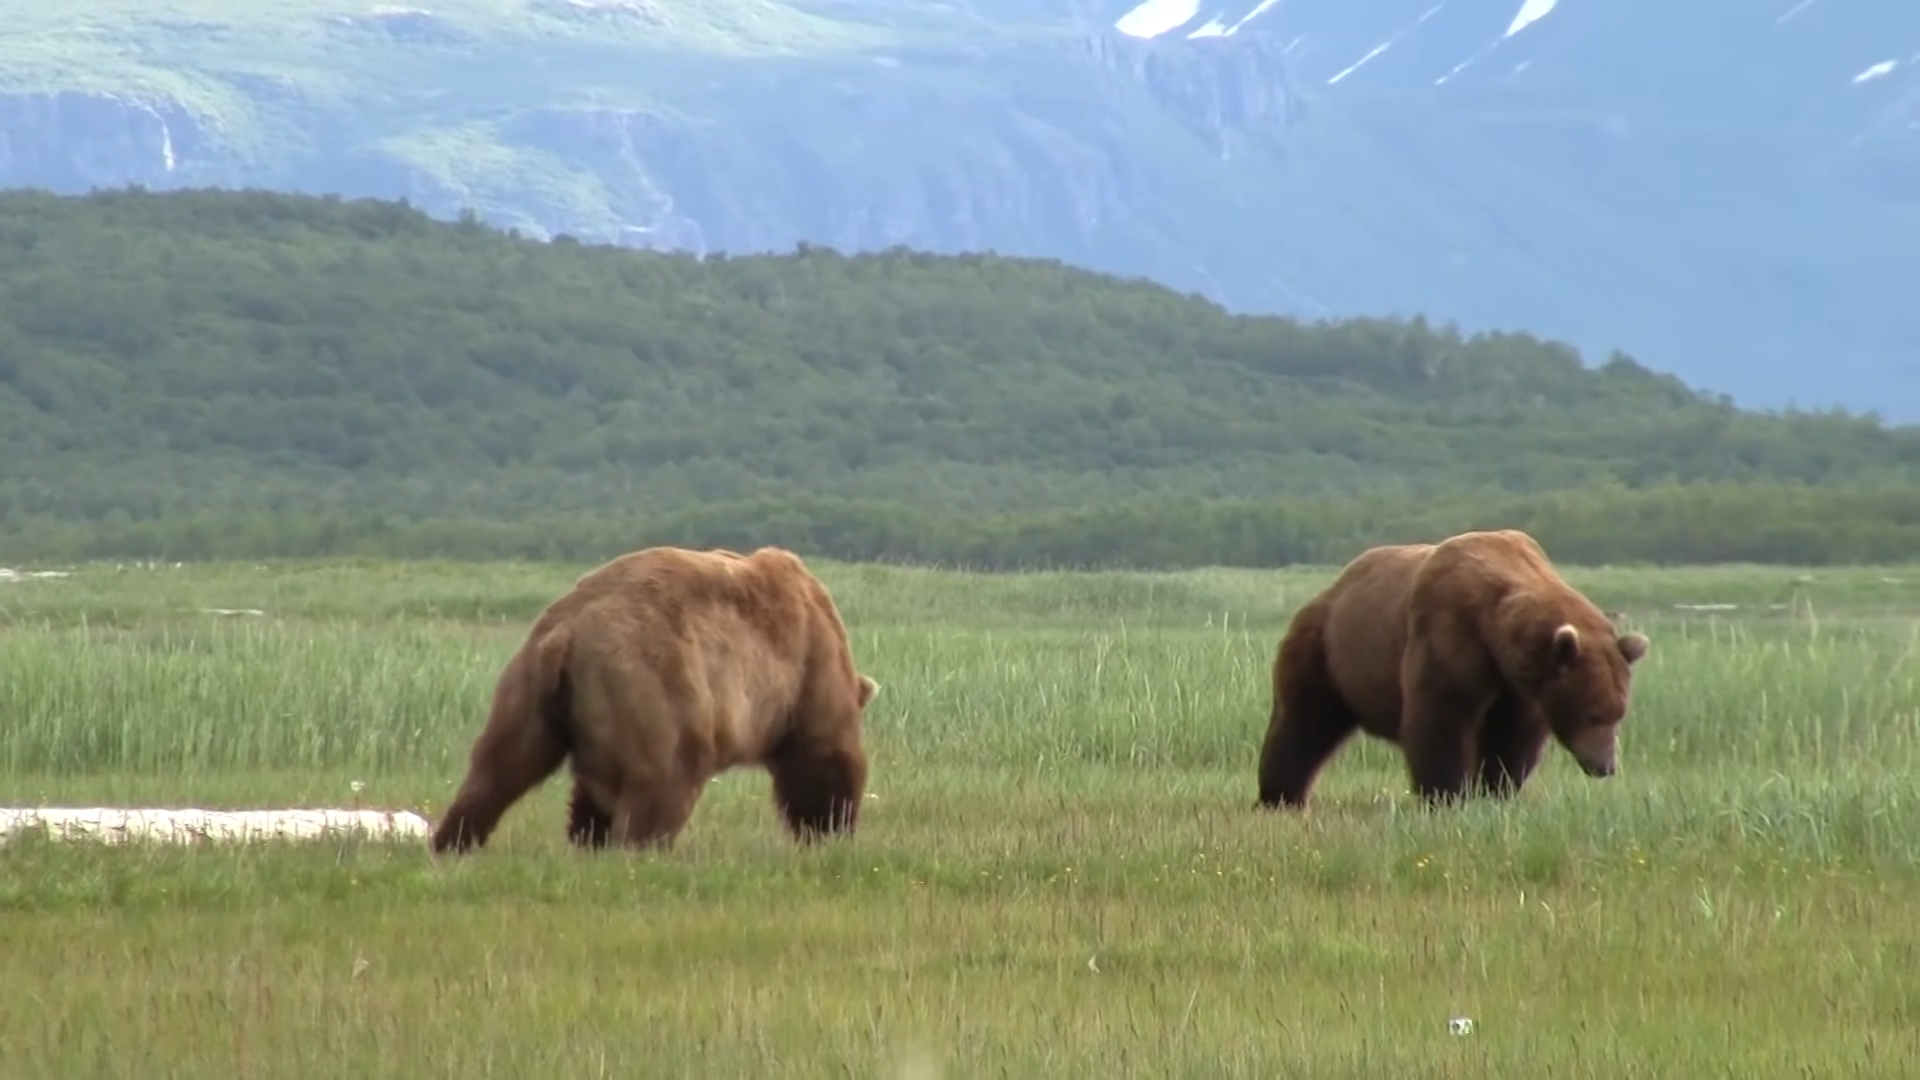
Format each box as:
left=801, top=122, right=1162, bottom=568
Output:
left=1, top=187, right=1915, bottom=568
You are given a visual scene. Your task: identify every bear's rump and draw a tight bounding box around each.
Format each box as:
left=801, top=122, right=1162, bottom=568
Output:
left=558, top=647, right=688, bottom=784
left=686, top=611, right=809, bottom=763
left=554, top=545, right=845, bottom=771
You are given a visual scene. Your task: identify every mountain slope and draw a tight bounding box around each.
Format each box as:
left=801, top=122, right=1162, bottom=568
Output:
left=2, top=1, right=1917, bottom=418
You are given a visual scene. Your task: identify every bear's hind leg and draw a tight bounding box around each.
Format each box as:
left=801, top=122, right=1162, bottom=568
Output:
left=607, top=779, right=704, bottom=851
left=768, top=730, right=867, bottom=842
left=1256, top=612, right=1359, bottom=810
left=431, top=708, right=569, bottom=854
left=1257, top=700, right=1359, bottom=810
left=1475, top=696, right=1548, bottom=799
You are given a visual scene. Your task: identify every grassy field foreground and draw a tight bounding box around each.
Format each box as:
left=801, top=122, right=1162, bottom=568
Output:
left=1, top=556, right=1918, bottom=1077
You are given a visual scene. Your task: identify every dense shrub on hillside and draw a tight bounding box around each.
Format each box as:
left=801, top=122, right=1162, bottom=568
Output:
left=0, top=187, right=1913, bottom=567
left=5, top=480, right=1915, bottom=569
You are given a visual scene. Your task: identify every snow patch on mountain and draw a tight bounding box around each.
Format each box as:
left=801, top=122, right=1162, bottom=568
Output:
left=1432, top=0, right=1561, bottom=85
left=1776, top=0, right=1825, bottom=25
left=1113, top=0, right=1282, bottom=40
left=1852, top=59, right=1899, bottom=84
left=1328, top=5, right=1447, bottom=85
left=1114, top=0, right=1202, bottom=39
left=1227, top=0, right=1284, bottom=35
left=1504, top=0, right=1558, bottom=39
left=1109, top=0, right=1567, bottom=88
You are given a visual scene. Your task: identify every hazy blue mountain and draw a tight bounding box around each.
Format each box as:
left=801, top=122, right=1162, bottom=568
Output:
left=4, top=0, right=1917, bottom=418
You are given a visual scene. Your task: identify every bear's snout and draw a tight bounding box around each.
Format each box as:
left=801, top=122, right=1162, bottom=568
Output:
left=1577, top=754, right=1617, bottom=778
left=1570, top=738, right=1618, bottom=778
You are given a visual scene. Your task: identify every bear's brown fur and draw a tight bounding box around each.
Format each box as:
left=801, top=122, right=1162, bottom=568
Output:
left=1255, top=529, right=1650, bottom=808
left=430, top=545, right=880, bottom=854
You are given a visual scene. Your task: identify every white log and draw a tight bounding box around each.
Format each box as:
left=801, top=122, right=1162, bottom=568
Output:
left=0, top=806, right=431, bottom=845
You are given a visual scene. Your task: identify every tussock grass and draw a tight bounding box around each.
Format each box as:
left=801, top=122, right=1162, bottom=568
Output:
left=1, top=557, right=1917, bottom=1077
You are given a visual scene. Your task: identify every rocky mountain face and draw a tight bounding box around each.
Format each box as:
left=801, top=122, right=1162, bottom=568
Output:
left=4, top=0, right=1916, bottom=419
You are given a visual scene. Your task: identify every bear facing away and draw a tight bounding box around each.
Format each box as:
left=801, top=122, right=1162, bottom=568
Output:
left=1255, top=529, right=1650, bottom=809
left=430, top=545, right=880, bottom=854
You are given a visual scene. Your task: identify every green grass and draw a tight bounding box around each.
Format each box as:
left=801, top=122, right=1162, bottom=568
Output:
left=1, top=556, right=1918, bottom=1077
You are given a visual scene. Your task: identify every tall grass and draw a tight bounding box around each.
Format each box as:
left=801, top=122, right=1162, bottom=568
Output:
left=1, top=557, right=1917, bottom=1077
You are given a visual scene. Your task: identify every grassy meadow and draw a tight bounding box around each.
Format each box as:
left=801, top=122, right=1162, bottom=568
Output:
left=1, top=555, right=1918, bottom=1077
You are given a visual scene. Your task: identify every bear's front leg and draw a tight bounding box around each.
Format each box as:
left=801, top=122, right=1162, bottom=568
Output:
left=1398, top=642, right=1500, bottom=807
left=1402, top=719, right=1480, bottom=806
left=767, top=729, right=867, bottom=842
left=1475, top=697, right=1549, bottom=799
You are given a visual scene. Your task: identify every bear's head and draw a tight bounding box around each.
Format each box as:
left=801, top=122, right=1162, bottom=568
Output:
left=1537, top=622, right=1650, bottom=778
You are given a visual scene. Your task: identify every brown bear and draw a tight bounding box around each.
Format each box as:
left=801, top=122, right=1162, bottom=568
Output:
left=1254, top=528, right=1650, bottom=809
left=429, top=544, right=881, bottom=854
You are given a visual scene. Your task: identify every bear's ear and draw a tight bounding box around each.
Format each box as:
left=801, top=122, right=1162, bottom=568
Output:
left=857, top=674, right=880, bottom=708
left=1617, top=632, right=1650, bottom=665
left=1550, top=623, right=1581, bottom=668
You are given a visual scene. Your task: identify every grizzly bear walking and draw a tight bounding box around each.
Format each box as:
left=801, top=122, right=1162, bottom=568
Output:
left=1255, top=529, right=1650, bottom=809
left=430, top=545, right=881, bottom=854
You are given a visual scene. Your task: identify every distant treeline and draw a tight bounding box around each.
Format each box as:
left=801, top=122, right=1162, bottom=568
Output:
left=5, top=480, right=1914, bottom=569
left=1, top=186, right=1915, bottom=570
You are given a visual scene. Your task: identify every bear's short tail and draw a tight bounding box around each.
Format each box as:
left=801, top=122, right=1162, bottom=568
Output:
left=430, top=624, right=576, bottom=854
left=492, top=623, right=576, bottom=755
left=529, top=626, right=577, bottom=752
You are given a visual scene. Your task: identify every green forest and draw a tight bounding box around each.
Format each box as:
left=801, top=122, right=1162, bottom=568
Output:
left=1, top=186, right=1915, bottom=568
